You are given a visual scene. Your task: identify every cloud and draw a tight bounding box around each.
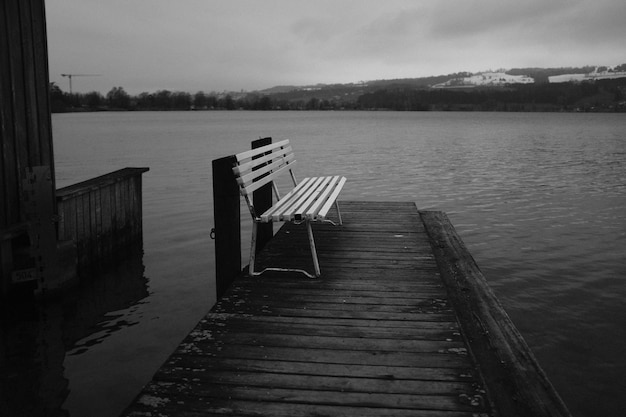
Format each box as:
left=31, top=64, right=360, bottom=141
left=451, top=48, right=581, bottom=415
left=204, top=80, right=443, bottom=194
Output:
left=46, top=0, right=626, bottom=93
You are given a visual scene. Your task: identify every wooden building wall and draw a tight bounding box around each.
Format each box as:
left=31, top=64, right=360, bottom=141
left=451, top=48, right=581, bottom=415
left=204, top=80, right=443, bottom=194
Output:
left=1, top=0, right=55, bottom=232
left=1, top=0, right=56, bottom=293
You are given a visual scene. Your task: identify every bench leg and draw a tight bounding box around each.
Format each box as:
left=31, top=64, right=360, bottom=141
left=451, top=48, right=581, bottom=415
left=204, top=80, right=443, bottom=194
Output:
left=249, top=221, right=258, bottom=276
left=306, top=221, right=321, bottom=277
left=335, top=201, right=343, bottom=225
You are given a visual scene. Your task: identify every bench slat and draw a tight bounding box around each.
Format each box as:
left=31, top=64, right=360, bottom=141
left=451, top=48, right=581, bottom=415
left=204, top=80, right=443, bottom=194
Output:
left=259, top=176, right=345, bottom=223
left=281, top=177, right=327, bottom=221
left=259, top=177, right=315, bottom=222
left=306, top=175, right=344, bottom=220
left=317, top=176, right=346, bottom=219
left=234, top=145, right=294, bottom=175
left=237, top=153, right=295, bottom=188
left=235, top=139, right=290, bottom=162
left=240, top=159, right=298, bottom=196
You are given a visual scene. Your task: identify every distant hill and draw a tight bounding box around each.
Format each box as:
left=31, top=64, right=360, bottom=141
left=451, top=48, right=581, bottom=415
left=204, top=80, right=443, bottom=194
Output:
left=258, top=64, right=626, bottom=96
left=248, top=64, right=626, bottom=112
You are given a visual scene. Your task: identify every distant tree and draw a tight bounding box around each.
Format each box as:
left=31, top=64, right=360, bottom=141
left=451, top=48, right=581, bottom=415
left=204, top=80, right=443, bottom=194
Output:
left=171, top=91, right=191, bottom=110
left=255, top=95, right=272, bottom=110
left=106, top=86, right=131, bottom=109
left=206, top=94, right=218, bottom=109
left=49, top=82, right=68, bottom=112
left=154, top=90, right=172, bottom=109
left=193, top=91, right=207, bottom=109
left=136, top=92, right=154, bottom=109
left=84, top=91, right=104, bottom=109
left=305, top=97, right=320, bottom=110
left=220, top=94, right=235, bottom=110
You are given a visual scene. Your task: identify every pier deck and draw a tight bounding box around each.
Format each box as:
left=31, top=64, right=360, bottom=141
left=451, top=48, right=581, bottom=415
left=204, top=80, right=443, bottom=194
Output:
left=122, top=201, right=570, bottom=417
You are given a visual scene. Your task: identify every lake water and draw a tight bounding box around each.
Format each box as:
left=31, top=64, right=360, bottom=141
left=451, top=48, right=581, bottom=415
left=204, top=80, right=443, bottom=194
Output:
left=4, top=111, right=625, bottom=417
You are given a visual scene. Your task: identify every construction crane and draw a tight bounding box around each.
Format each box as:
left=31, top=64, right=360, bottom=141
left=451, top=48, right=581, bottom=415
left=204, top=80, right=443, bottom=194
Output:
left=60, top=73, right=101, bottom=94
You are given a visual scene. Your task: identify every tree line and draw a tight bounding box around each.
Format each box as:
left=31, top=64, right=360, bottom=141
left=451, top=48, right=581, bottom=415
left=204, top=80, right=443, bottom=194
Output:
left=356, top=79, right=626, bottom=112
left=50, top=77, right=626, bottom=113
left=49, top=84, right=351, bottom=112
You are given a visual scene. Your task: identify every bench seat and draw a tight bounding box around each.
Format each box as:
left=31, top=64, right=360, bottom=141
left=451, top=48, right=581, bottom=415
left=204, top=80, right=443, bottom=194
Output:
left=259, top=175, right=346, bottom=223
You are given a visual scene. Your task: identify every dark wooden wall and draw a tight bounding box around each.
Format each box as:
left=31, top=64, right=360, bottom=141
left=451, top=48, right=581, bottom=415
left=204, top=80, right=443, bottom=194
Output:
left=1, top=0, right=55, bottom=232
left=1, top=0, right=56, bottom=294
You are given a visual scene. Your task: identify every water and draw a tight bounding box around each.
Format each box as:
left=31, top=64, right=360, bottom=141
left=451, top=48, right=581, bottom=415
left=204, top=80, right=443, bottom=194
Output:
left=3, top=111, right=625, bottom=417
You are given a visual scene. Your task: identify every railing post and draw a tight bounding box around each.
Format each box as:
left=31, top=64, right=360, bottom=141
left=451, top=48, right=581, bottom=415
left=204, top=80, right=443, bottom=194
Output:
left=251, top=137, right=273, bottom=252
left=212, top=155, right=241, bottom=299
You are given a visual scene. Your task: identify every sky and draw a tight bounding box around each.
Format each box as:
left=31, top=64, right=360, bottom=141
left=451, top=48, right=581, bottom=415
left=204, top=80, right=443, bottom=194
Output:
left=45, top=0, right=626, bottom=95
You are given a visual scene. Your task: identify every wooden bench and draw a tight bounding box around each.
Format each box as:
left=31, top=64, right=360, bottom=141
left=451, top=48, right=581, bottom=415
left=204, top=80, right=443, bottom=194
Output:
left=232, top=139, right=346, bottom=278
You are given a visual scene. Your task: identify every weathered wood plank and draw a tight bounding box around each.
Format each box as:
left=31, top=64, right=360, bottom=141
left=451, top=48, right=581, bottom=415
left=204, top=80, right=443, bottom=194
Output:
left=139, top=380, right=479, bottom=412
left=161, top=355, right=478, bottom=381
left=200, top=313, right=458, bottom=330
left=126, top=397, right=476, bottom=417
left=154, top=368, right=476, bottom=395
left=195, top=319, right=460, bottom=341
left=421, top=210, right=572, bottom=417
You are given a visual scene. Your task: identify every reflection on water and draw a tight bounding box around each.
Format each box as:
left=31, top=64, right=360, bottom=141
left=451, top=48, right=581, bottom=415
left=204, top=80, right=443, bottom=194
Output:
left=0, top=249, right=147, bottom=417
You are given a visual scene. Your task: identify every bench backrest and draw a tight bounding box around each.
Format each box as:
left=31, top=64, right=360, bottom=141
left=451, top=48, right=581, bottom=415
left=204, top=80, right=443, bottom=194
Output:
left=232, top=139, right=297, bottom=205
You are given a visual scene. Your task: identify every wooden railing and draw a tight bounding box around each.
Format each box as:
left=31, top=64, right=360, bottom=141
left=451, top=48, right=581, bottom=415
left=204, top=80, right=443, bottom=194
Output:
left=56, top=168, right=149, bottom=269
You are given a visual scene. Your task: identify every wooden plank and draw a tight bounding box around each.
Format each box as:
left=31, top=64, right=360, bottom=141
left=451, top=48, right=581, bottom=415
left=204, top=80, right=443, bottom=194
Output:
left=0, top=0, right=14, bottom=229
left=162, top=355, right=477, bottom=381
left=234, top=138, right=290, bottom=162
left=240, top=159, right=297, bottom=196
left=317, top=175, right=347, bottom=218
left=236, top=152, right=295, bottom=186
left=138, top=381, right=478, bottom=412
left=100, top=184, right=113, bottom=257
left=126, top=397, right=475, bottom=417
left=306, top=175, right=345, bottom=219
left=132, top=175, right=143, bottom=237
left=421, top=210, right=572, bottom=417
left=235, top=145, right=293, bottom=174
left=154, top=368, right=476, bottom=395
left=259, top=177, right=314, bottom=221
left=4, top=0, right=28, bottom=227
left=30, top=0, right=54, bottom=180
left=17, top=0, right=38, bottom=166
left=279, top=176, right=327, bottom=220
left=89, top=188, right=98, bottom=261
left=56, top=168, right=149, bottom=200
left=171, top=344, right=470, bottom=369
left=197, top=314, right=460, bottom=335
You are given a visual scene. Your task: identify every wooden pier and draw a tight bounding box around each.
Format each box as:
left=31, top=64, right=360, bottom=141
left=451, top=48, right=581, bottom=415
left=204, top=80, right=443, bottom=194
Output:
left=121, top=201, right=571, bottom=417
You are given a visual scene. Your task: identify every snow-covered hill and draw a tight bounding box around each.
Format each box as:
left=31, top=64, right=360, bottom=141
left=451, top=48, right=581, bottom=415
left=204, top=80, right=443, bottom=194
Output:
left=432, top=72, right=534, bottom=88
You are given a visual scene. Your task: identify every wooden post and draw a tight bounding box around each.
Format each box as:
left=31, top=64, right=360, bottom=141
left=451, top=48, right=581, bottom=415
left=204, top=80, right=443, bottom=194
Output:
left=212, top=155, right=241, bottom=299
left=251, top=137, right=273, bottom=252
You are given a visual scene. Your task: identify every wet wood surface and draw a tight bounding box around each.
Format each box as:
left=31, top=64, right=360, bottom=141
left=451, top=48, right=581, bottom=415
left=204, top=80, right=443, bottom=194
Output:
left=122, top=201, right=492, bottom=416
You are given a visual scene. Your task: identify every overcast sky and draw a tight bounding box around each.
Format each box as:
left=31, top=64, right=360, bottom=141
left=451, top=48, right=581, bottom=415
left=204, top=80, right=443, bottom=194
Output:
left=46, top=0, right=626, bottom=95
